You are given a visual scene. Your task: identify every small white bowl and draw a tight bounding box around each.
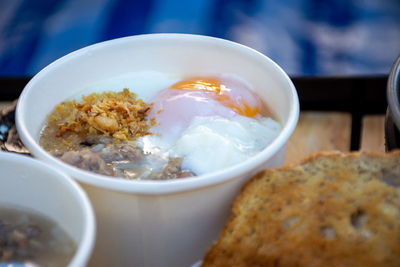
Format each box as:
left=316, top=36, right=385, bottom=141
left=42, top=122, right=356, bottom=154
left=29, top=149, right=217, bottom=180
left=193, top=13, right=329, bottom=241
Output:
left=0, top=152, right=95, bottom=267
left=16, top=34, right=299, bottom=267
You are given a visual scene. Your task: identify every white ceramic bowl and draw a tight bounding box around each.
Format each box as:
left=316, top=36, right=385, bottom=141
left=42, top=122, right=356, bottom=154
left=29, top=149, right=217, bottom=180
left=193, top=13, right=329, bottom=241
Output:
left=16, top=34, right=299, bottom=267
left=0, top=152, right=95, bottom=267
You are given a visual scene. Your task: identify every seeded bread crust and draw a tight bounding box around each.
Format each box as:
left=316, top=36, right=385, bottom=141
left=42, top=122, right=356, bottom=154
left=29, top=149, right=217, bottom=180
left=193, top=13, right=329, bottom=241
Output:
left=202, top=151, right=400, bottom=267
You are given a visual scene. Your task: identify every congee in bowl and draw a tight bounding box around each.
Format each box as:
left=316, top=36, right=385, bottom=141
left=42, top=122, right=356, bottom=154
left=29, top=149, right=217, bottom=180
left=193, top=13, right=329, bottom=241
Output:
left=39, top=73, right=281, bottom=180
left=0, top=152, right=95, bottom=267
left=0, top=205, right=76, bottom=266
left=16, top=34, right=299, bottom=267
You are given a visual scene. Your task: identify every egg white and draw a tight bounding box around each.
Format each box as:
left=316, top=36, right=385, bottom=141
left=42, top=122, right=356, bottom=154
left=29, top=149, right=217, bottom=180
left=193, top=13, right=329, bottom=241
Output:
left=165, top=115, right=281, bottom=175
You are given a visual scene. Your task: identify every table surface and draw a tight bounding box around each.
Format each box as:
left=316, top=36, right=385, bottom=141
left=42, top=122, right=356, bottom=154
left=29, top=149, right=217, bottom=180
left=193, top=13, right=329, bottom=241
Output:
left=284, top=111, right=385, bottom=165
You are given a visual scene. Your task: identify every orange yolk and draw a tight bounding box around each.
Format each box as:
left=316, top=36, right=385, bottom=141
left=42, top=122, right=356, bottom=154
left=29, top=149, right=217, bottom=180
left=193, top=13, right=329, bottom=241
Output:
left=169, top=77, right=260, bottom=117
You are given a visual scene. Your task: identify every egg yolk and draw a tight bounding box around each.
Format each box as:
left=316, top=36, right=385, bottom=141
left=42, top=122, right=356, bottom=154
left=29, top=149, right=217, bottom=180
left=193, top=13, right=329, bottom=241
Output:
left=169, top=77, right=260, bottom=117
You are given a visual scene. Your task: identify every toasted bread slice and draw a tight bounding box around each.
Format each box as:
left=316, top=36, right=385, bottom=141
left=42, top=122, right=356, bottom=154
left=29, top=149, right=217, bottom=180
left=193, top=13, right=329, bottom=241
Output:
left=202, top=151, right=400, bottom=267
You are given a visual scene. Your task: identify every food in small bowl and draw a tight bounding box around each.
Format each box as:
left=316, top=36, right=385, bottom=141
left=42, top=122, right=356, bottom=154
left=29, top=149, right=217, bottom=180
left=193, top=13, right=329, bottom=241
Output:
left=0, top=205, right=76, bottom=266
left=0, top=152, right=95, bottom=267
left=16, top=34, right=299, bottom=267
left=202, top=151, right=400, bottom=266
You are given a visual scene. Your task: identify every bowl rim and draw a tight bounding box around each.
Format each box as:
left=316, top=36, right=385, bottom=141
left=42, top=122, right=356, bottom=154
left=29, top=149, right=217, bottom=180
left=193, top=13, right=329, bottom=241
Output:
left=0, top=152, right=96, bottom=267
left=16, top=33, right=299, bottom=195
left=387, top=55, right=400, bottom=129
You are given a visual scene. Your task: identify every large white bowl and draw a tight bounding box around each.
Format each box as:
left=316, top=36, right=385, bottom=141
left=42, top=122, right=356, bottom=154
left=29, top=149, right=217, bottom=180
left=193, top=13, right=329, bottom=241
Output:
left=0, top=152, right=95, bottom=267
left=16, top=34, right=299, bottom=267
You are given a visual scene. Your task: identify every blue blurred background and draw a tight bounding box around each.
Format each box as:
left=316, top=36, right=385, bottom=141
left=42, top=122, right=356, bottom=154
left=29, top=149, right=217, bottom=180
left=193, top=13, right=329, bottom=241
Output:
left=0, top=0, right=399, bottom=76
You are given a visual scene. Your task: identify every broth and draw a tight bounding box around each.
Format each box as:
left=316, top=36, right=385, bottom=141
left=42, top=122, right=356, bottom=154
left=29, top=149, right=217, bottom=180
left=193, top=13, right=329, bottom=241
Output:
left=0, top=205, right=76, bottom=267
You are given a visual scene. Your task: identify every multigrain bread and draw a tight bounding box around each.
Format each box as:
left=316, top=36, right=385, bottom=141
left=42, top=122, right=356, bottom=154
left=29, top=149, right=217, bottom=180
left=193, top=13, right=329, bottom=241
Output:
left=202, top=151, right=400, bottom=267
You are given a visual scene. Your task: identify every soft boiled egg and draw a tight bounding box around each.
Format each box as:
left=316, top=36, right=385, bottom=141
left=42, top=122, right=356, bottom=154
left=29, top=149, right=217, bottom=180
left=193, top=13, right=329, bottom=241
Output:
left=147, top=74, right=269, bottom=142
left=139, top=74, right=281, bottom=176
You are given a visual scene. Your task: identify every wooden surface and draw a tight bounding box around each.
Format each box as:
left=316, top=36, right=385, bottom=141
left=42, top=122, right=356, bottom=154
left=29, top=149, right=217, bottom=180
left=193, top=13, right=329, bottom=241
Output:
left=284, top=111, right=352, bottom=165
left=359, top=115, right=386, bottom=152
left=284, top=111, right=386, bottom=165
